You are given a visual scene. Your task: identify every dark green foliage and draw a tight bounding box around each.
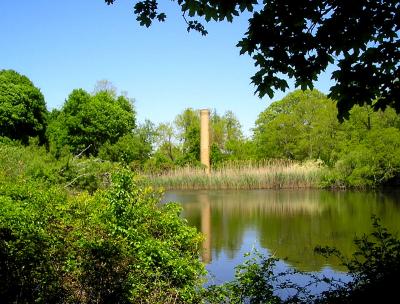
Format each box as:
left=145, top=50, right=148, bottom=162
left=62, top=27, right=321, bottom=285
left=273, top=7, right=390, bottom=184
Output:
left=47, top=89, right=136, bottom=156
left=98, top=133, right=152, bottom=167
left=0, top=183, right=72, bottom=303
left=210, top=142, right=225, bottom=165
left=143, top=151, right=176, bottom=174
left=0, top=70, right=48, bottom=144
left=238, top=0, right=400, bottom=118
left=0, top=170, right=205, bottom=303
left=104, top=1, right=400, bottom=118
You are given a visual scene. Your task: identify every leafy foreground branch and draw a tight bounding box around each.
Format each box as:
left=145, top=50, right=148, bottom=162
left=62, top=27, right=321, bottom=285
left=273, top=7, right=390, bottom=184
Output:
left=204, top=216, right=400, bottom=304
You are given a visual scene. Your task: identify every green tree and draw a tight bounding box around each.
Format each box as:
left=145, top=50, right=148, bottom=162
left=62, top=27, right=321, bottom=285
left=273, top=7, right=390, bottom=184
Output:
left=98, top=133, right=150, bottom=166
left=104, top=0, right=400, bottom=118
left=98, top=119, right=157, bottom=167
left=210, top=110, right=246, bottom=163
left=155, top=122, right=178, bottom=162
left=174, top=108, right=201, bottom=165
left=210, top=110, right=243, bottom=150
left=48, top=88, right=136, bottom=156
left=328, top=105, right=400, bottom=187
left=0, top=70, right=48, bottom=144
left=254, top=89, right=339, bottom=163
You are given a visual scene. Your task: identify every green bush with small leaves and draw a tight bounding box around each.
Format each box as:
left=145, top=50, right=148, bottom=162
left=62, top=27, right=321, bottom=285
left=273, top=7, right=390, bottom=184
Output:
left=0, top=170, right=205, bottom=303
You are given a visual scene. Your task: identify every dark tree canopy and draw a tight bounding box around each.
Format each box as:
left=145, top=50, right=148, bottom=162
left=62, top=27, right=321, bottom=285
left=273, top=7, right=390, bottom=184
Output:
left=0, top=70, right=48, bottom=144
left=104, top=0, right=400, bottom=118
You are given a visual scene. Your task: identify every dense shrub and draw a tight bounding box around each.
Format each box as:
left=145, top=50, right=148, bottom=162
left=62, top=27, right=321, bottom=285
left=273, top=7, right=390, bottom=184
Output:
left=0, top=141, right=117, bottom=193
left=0, top=170, right=205, bottom=303
left=142, top=152, right=176, bottom=174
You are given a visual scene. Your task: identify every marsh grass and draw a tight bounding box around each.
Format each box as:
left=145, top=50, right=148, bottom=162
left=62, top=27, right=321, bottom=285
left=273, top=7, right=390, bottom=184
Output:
left=145, top=160, right=324, bottom=190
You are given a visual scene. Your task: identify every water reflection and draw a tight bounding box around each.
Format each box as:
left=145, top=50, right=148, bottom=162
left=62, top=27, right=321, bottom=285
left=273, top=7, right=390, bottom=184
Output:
left=199, top=193, right=212, bottom=263
left=164, top=189, right=400, bottom=274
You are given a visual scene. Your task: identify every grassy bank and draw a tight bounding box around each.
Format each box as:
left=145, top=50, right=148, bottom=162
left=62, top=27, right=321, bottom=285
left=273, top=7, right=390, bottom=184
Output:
left=145, top=160, right=325, bottom=190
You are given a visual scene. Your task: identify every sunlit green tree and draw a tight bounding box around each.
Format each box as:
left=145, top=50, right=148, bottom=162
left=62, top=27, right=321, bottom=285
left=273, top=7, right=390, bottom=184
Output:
left=0, top=70, right=48, bottom=144
left=329, top=105, right=400, bottom=187
left=174, top=108, right=201, bottom=165
left=254, top=89, right=339, bottom=163
left=48, top=88, right=136, bottom=156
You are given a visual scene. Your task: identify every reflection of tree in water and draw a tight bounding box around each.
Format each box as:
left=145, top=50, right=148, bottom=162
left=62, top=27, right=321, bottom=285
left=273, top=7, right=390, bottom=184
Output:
left=175, top=189, right=400, bottom=271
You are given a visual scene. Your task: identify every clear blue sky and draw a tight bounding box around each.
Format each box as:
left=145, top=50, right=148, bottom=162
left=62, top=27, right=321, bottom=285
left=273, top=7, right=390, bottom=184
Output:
left=1, top=0, right=334, bottom=135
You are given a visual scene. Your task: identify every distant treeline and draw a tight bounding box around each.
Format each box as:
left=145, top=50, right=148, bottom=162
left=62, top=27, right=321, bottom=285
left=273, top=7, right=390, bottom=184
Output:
left=1, top=69, right=400, bottom=188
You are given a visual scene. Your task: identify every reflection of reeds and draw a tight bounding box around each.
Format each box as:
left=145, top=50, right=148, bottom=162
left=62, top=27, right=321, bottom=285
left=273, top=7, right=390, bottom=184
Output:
left=187, top=198, right=323, bottom=216
left=147, top=160, right=323, bottom=190
left=182, top=190, right=324, bottom=216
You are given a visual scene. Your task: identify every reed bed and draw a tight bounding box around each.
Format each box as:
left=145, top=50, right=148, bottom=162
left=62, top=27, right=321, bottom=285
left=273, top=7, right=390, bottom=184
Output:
left=145, top=160, right=325, bottom=190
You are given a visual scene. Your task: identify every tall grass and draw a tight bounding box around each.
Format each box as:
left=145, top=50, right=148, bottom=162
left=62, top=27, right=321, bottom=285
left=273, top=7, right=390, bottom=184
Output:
left=145, top=159, right=325, bottom=190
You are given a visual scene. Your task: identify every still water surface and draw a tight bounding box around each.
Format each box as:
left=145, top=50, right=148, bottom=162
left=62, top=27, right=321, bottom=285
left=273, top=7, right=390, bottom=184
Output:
left=163, top=189, right=400, bottom=285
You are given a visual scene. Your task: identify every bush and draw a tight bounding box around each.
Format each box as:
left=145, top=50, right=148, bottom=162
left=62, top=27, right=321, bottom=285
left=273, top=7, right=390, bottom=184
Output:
left=0, top=141, right=118, bottom=193
left=142, top=152, right=176, bottom=174
left=0, top=170, right=205, bottom=303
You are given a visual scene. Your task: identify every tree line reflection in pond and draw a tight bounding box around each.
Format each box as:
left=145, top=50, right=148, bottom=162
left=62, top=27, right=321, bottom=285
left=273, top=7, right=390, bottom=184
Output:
left=163, top=189, right=400, bottom=275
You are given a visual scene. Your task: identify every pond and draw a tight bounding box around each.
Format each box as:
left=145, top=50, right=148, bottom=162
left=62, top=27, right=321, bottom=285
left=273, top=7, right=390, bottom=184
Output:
left=162, top=189, right=400, bottom=287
